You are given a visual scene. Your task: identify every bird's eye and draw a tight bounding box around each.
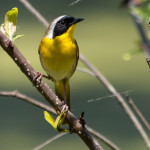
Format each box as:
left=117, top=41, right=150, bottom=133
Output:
left=60, top=21, right=66, bottom=26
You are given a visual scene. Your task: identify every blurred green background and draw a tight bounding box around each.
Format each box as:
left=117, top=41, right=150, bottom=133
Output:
left=0, top=0, right=150, bottom=149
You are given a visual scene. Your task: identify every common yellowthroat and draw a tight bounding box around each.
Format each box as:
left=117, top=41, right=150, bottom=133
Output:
left=38, top=15, right=84, bottom=110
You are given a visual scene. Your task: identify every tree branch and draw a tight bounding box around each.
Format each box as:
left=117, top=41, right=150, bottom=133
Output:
left=77, top=67, right=95, bottom=77
left=86, top=126, right=121, bottom=150
left=0, top=30, right=103, bottom=150
left=19, top=0, right=49, bottom=27
left=129, top=6, right=150, bottom=58
left=0, top=91, right=56, bottom=114
left=126, top=95, right=150, bottom=131
left=0, top=90, right=120, bottom=150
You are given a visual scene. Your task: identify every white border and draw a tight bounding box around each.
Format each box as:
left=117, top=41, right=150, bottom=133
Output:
left=46, top=15, right=66, bottom=39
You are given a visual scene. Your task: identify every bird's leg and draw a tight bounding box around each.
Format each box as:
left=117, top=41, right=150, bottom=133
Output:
left=33, top=71, right=52, bottom=83
left=64, top=80, right=67, bottom=105
left=61, top=80, right=68, bottom=113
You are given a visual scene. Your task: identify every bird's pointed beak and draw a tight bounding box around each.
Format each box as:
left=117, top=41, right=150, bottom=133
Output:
left=73, top=18, right=84, bottom=24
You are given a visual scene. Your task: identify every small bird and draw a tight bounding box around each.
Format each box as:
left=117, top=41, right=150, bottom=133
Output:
left=38, top=15, right=84, bottom=111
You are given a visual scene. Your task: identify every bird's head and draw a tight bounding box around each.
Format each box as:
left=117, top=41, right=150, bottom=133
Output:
left=45, top=15, right=84, bottom=39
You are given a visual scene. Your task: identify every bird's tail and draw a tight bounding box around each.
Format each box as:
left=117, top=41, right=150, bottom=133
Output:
left=54, top=80, right=70, bottom=110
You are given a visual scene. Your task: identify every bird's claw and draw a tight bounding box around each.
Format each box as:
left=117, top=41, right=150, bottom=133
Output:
left=61, top=101, right=68, bottom=113
left=33, top=71, right=43, bottom=84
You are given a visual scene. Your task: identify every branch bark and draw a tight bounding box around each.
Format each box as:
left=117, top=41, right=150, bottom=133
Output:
left=126, top=95, right=150, bottom=131
left=0, top=30, right=103, bottom=150
left=0, top=91, right=56, bottom=114
left=86, top=126, right=121, bottom=150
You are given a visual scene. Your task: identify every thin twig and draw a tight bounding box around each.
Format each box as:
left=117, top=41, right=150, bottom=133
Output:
left=0, top=30, right=103, bottom=150
left=19, top=0, right=150, bottom=149
left=128, top=2, right=150, bottom=59
left=86, top=126, right=121, bottom=150
left=126, top=95, right=150, bottom=131
left=0, top=91, right=56, bottom=115
left=77, top=67, right=95, bottom=77
left=0, top=90, right=119, bottom=150
left=19, top=0, right=49, bottom=27
left=32, top=133, right=67, bottom=150
left=130, top=10, right=150, bottom=58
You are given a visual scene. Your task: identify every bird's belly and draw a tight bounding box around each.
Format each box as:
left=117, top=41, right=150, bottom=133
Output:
left=42, top=55, right=76, bottom=81
left=39, top=38, right=77, bottom=81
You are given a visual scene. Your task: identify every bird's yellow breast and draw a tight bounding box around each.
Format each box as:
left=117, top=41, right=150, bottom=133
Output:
left=39, top=25, right=78, bottom=81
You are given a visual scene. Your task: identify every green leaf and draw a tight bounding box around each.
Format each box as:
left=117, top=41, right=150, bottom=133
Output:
left=44, top=111, right=69, bottom=132
left=13, top=34, right=24, bottom=41
left=4, top=7, right=18, bottom=40
left=44, top=111, right=57, bottom=130
left=55, top=111, right=66, bottom=127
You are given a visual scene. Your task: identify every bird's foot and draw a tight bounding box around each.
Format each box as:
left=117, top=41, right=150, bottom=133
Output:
left=61, top=101, right=69, bottom=113
left=33, top=72, right=43, bottom=83
left=33, top=71, right=52, bottom=84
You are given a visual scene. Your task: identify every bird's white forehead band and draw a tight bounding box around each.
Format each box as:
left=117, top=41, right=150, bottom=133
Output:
left=46, top=15, right=66, bottom=39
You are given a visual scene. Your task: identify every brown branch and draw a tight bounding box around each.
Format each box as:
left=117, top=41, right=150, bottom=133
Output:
left=0, top=30, right=103, bottom=150
left=0, top=91, right=56, bottom=115
left=0, top=90, right=120, bottom=150
left=129, top=9, right=150, bottom=58
left=86, top=126, right=121, bottom=150
left=126, top=95, right=150, bottom=131
left=18, top=0, right=150, bottom=149
left=127, top=1, right=150, bottom=64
